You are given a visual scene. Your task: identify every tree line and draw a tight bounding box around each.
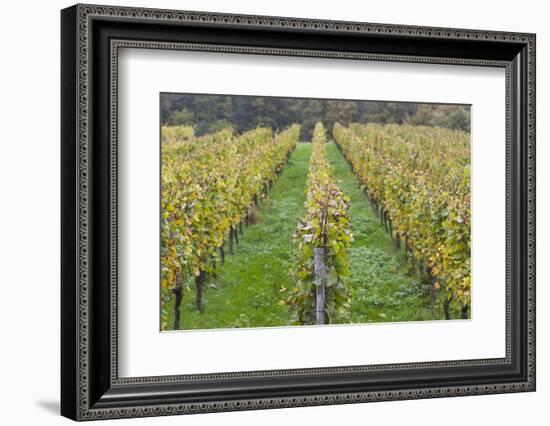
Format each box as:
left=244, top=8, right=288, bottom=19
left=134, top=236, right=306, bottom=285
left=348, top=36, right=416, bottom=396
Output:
left=161, top=93, right=470, bottom=140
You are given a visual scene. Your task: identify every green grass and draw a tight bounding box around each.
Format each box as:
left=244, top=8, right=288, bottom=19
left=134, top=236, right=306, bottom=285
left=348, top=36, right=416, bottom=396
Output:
left=166, top=141, right=444, bottom=331
left=166, top=142, right=312, bottom=330
left=325, top=142, right=442, bottom=323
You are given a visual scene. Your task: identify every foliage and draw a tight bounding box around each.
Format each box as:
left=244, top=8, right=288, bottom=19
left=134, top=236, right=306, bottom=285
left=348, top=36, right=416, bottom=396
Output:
left=165, top=141, right=451, bottom=330
left=405, top=104, right=471, bottom=132
left=286, top=123, right=353, bottom=324
left=160, top=125, right=194, bottom=146
left=164, top=143, right=312, bottom=330
left=160, top=124, right=301, bottom=329
left=333, top=123, right=471, bottom=317
left=161, top=93, right=471, bottom=139
left=324, top=142, right=452, bottom=322
left=165, top=108, right=195, bottom=127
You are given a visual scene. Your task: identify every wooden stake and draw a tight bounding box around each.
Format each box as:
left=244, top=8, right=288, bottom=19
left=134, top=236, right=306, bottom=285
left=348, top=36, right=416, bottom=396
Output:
left=314, top=247, right=326, bottom=325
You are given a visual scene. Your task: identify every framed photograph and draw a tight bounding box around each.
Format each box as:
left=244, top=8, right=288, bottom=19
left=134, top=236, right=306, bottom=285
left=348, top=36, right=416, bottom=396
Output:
left=61, top=4, right=536, bottom=421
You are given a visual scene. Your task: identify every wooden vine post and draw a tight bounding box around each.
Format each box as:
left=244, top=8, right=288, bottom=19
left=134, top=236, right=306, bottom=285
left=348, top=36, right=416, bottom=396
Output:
left=313, top=247, right=326, bottom=325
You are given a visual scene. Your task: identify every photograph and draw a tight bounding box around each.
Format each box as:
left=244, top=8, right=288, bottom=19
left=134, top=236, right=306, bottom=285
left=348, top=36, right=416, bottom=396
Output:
left=160, top=93, right=472, bottom=331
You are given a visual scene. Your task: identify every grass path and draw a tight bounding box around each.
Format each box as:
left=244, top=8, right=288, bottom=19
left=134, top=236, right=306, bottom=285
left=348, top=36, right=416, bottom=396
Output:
left=167, top=142, right=312, bottom=330
left=326, top=142, right=438, bottom=323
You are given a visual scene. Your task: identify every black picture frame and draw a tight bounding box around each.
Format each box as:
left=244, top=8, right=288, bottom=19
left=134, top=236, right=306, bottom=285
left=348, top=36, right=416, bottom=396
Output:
left=61, top=3, right=536, bottom=421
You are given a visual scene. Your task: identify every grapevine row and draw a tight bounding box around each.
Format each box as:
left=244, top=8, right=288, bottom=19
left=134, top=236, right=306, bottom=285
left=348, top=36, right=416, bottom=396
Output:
left=287, top=122, right=353, bottom=325
left=333, top=123, right=471, bottom=318
left=161, top=124, right=301, bottom=329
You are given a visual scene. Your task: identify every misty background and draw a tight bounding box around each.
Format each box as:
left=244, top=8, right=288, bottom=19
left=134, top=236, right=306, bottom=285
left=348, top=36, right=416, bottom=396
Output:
left=161, top=93, right=470, bottom=140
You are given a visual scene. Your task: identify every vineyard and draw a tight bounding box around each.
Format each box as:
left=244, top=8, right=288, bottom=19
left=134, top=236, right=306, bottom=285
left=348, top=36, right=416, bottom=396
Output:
left=333, top=123, right=471, bottom=319
left=161, top=124, right=300, bottom=330
left=161, top=120, right=471, bottom=331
